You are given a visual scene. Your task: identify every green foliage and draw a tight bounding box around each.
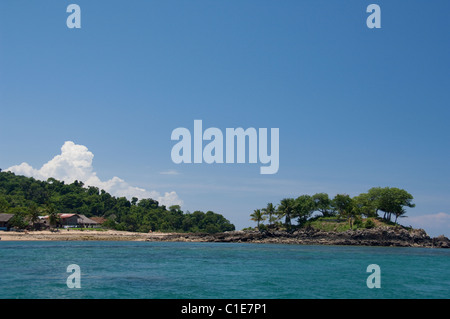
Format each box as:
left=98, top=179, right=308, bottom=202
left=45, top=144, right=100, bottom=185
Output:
left=331, top=194, right=358, bottom=228
left=306, top=217, right=353, bottom=232
left=258, top=224, right=268, bottom=232
left=306, top=216, right=396, bottom=232
left=262, top=203, right=276, bottom=225
left=8, top=210, right=29, bottom=229
left=277, top=198, right=295, bottom=229
left=311, top=193, right=334, bottom=217
left=250, top=209, right=265, bottom=228
left=293, top=195, right=315, bottom=226
left=251, top=187, right=415, bottom=230
left=353, top=215, right=363, bottom=228
left=364, top=218, right=376, bottom=229
left=0, top=172, right=234, bottom=233
left=364, top=187, right=415, bottom=223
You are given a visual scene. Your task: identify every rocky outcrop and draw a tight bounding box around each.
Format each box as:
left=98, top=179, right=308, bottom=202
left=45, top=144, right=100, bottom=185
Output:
left=432, top=235, right=450, bottom=248
left=145, top=227, right=450, bottom=248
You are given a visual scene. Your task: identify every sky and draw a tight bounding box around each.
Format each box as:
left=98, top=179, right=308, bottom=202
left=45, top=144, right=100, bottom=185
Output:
left=0, top=0, right=449, bottom=237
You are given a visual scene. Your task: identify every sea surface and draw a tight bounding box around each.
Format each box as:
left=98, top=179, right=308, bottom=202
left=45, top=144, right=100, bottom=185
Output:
left=0, top=241, right=448, bottom=299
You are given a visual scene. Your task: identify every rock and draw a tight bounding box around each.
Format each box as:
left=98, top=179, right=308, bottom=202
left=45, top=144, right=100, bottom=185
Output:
left=142, top=227, right=448, bottom=248
left=432, top=235, right=450, bottom=248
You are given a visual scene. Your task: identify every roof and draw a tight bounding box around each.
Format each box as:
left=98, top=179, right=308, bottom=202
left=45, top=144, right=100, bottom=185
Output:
left=60, top=214, right=76, bottom=219
left=32, top=213, right=99, bottom=225
left=39, top=214, right=76, bottom=219
left=90, top=217, right=106, bottom=224
left=0, top=214, right=14, bottom=222
left=77, top=215, right=99, bottom=225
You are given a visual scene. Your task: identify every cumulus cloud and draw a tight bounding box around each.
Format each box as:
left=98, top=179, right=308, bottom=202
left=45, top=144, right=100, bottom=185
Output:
left=6, top=141, right=183, bottom=207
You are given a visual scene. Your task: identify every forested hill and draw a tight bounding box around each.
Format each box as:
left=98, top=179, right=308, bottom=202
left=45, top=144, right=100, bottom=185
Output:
left=0, top=171, right=235, bottom=233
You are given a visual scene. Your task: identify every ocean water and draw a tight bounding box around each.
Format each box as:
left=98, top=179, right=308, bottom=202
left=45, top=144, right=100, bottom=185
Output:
left=0, top=241, right=448, bottom=299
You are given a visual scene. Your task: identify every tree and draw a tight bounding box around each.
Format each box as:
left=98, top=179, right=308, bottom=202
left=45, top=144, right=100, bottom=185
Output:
left=393, top=207, right=407, bottom=224
left=0, top=197, right=9, bottom=212
left=250, top=209, right=266, bottom=229
left=293, top=195, right=315, bottom=226
left=44, top=204, right=60, bottom=229
left=332, top=194, right=357, bottom=228
left=353, top=193, right=377, bottom=218
left=8, top=209, right=29, bottom=229
left=87, top=186, right=100, bottom=196
left=28, top=203, right=41, bottom=230
left=169, top=205, right=182, bottom=213
left=312, top=193, right=334, bottom=217
left=277, top=198, right=295, bottom=230
left=370, top=187, right=415, bottom=223
left=138, top=198, right=159, bottom=210
left=262, top=203, right=276, bottom=226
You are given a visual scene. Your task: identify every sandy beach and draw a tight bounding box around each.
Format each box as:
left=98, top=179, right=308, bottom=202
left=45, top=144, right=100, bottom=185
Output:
left=0, top=229, right=170, bottom=241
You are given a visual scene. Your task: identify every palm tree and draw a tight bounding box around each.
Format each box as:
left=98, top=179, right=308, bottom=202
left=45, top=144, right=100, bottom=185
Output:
left=45, top=204, right=60, bottom=230
left=393, top=207, right=407, bottom=224
left=28, top=203, right=41, bottom=230
left=277, top=198, right=295, bottom=230
left=250, top=209, right=266, bottom=229
left=262, top=203, right=276, bottom=226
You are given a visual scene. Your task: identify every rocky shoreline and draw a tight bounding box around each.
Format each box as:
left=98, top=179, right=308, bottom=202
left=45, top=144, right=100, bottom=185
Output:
left=145, top=227, right=450, bottom=248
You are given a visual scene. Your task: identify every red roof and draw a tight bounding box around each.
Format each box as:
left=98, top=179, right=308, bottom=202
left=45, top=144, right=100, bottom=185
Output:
left=40, top=213, right=79, bottom=219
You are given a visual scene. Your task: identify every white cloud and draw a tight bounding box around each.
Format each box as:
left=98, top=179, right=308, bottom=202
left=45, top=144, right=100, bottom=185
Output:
left=6, top=141, right=183, bottom=207
left=401, top=212, right=450, bottom=237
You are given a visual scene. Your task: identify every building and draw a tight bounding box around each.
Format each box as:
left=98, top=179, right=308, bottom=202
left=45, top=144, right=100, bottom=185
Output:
left=1, top=213, right=100, bottom=230
left=59, top=213, right=99, bottom=228
left=39, top=213, right=100, bottom=228
left=77, top=214, right=100, bottom=228
left=0, top=214, right=14, bottom=231
left=90, top=216, right=107, bottom=225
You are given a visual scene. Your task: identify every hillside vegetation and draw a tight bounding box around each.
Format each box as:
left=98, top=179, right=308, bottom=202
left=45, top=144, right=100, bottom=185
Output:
left=305, top=216, right=403, bottom=232
left=0, top=171, right=235, bottom=233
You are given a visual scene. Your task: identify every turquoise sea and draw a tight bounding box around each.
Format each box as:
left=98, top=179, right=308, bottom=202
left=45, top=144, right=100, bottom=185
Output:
left=0, top=241, right=448, bottom=299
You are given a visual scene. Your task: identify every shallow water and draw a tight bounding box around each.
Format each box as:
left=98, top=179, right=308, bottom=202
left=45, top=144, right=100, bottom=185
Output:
left=0, top=241, right=448, bottom=299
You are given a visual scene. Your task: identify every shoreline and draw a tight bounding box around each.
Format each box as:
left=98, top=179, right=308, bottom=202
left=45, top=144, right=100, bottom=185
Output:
left=0, top=229, right=173, bottom=242
left=1, top=227, right=449, bottom=248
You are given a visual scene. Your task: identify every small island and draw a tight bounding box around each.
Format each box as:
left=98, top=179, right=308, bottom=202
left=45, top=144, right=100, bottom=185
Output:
left=0, top=171, right=448, bottom=248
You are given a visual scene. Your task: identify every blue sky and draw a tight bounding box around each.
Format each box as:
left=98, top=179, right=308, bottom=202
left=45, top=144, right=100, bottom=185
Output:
left=1, top=1, right=449, bottom=236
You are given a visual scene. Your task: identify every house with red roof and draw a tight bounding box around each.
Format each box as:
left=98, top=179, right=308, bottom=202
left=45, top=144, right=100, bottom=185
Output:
left=40, top=213, right=99, bottom=228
